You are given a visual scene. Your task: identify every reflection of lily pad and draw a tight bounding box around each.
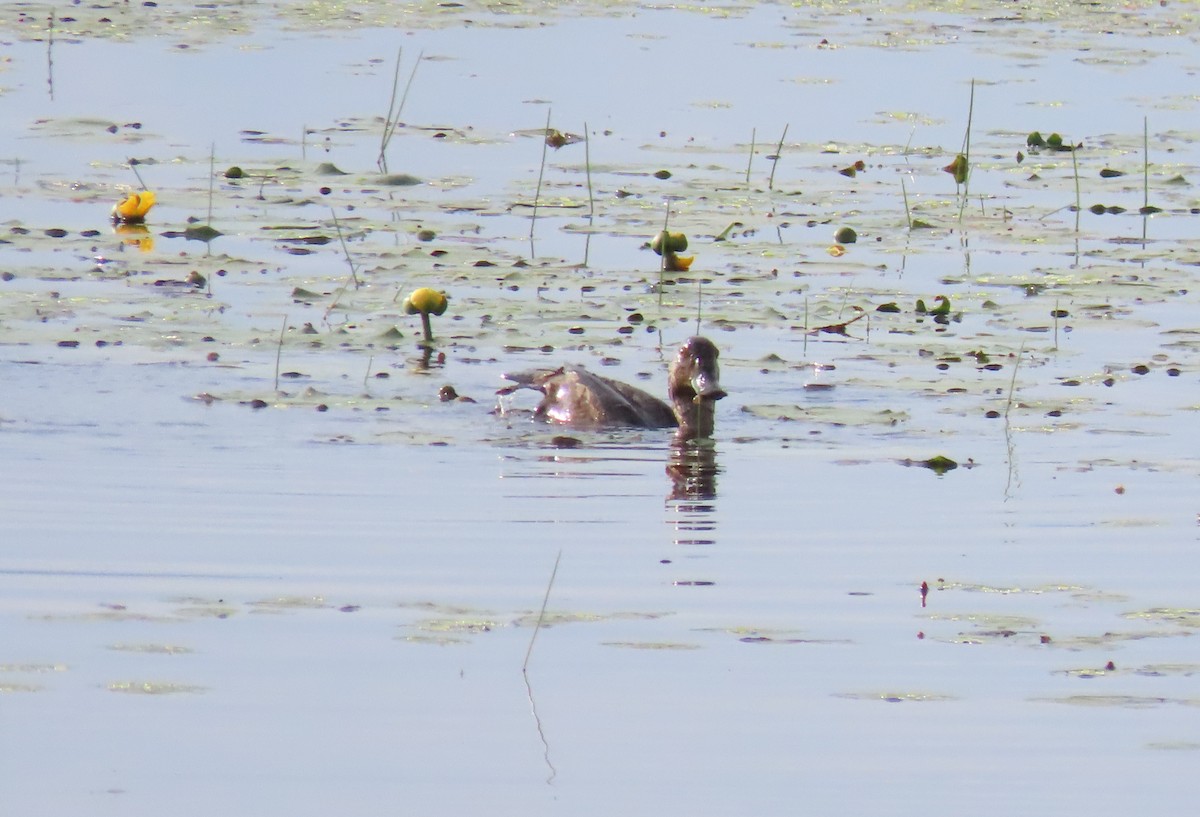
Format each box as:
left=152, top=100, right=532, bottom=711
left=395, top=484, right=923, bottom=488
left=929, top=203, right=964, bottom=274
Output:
left=834, top=691, right=956, bottom=703
left=510, top=610, right=665, bottom=628
left=601, top=641, right=701, bottom=650
left=108, top=681, right=207, bottom=695
left=1036, top=694, right=1198, bottom=709
left=108, top=643, right=194, bottom=654
left=741, top=404, right=909, bottom=427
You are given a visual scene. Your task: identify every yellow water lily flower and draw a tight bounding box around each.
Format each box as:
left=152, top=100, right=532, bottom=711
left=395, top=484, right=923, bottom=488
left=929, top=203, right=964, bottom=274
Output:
left=403, top=287, right=448, bottom=317
left=402, top=287, right=449, bottom=344
left=112, top=191, right=156, bottom=224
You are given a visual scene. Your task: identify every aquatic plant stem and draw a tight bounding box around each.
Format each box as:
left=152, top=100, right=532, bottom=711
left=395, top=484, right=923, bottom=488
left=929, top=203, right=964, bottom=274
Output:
left=746, top=127, right=756, bottom=186
left=957, top=79, right=975, bottom=220
left=1071, top=141, right=1081, bottom=232
left=803, top=297, right=809, bottom=356
left=658, top=202, right=671, bottom=306
left=901, top=177, right=913, bottom=229
left=522, top=549, right=562, bottom=673
left=330, top=208, right=360, bottom=290
left=128, top=158, right=147, bottom=190
left=1002, top=343, right=1025, bottom=500
left=1003, top=343, right=1023, bottom=421
left=1143, top=116, right=1149, bottom=211
left=961, top=79, right=975, bottom=167
left=46, top=11, right=55, bottom=100
left=530, top=107, right=552, bottom=242
left=377, top=48, right=423, bottom=174
left=584, top=120, right=594, bottom=218
left=379, top=47, right=404, bottom=168
left=767, top=124, right=788, bottom=191
left=207, top=142, right=215, bottom=226
left=274, top=315, right=287, bottom=393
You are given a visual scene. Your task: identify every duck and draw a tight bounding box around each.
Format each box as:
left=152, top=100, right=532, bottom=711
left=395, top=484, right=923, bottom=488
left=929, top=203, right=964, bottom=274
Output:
left=499, top=337, right=726, bottom=438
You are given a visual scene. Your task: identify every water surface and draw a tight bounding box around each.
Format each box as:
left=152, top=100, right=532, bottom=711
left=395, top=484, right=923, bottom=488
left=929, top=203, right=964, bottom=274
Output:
left=2, top=2, right=1199, bottom=815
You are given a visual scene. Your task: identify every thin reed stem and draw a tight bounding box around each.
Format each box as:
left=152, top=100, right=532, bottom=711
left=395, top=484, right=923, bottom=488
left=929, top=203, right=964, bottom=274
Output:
left=522, top=550, right=563, bottom=673
left=746, top=127, right=756, bottom=185
left=530, top=107, right=552, bottom=241
left=768, top=124, right=788, bottom=191
left=584, top=120, right=594, bottom=218
left=274, top=315, right=287, bottom=393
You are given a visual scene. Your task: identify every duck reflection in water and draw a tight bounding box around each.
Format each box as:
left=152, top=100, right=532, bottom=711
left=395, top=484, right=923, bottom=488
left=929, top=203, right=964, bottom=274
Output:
left=667, top=437, right=720, bottom=501
left=499, top=336, right=725, bottom=437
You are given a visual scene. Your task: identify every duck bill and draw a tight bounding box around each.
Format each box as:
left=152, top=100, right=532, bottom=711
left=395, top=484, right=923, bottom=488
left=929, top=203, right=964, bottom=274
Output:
left=690, top=370, right=726, bottom=403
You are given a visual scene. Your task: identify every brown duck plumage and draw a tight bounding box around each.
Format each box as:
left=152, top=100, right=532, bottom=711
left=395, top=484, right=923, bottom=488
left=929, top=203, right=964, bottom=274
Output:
left=500, top=337, right=726, bottom=438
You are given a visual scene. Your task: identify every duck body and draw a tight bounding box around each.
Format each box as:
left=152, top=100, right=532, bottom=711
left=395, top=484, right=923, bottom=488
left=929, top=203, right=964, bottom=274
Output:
left=500, top=337, right=725, bottom=437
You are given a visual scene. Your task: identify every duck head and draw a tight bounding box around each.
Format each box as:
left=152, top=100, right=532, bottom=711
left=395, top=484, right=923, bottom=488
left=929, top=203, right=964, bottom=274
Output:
left=668, top=337, right=725, bottom=439
left=668, top=337, right=725, bottom=403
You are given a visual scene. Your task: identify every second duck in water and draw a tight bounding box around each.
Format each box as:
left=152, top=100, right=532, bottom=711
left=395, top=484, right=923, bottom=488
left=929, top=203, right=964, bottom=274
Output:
left=500, top=337, right=726, bottom=439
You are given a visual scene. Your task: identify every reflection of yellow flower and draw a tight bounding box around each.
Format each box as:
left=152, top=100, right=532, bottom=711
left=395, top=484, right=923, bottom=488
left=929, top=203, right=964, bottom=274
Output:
left=112, top=191, right=156, bottom=224
left=664, top=253, right=694, bottom=272
left=114, top=223, right=154, bottom=253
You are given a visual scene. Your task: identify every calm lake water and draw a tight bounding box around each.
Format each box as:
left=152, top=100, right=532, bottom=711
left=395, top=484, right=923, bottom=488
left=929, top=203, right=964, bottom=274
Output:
left=3, top=2, right=1199, bottom=815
